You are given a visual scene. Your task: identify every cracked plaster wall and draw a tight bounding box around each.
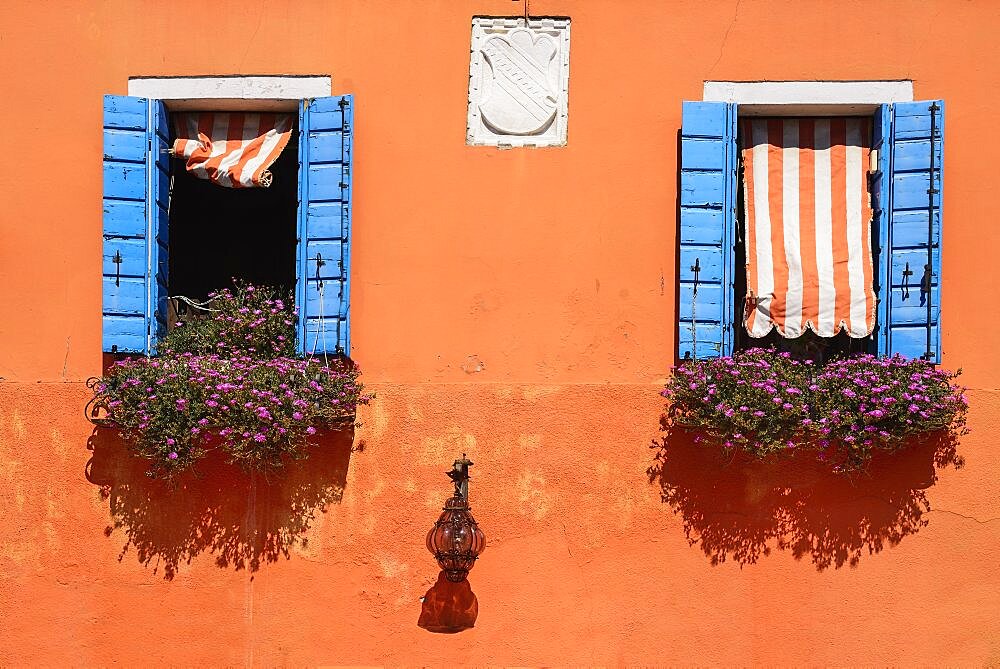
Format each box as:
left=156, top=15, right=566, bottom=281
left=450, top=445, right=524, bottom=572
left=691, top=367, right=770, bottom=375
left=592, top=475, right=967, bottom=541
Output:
left=1, top=0, right=999, bottom=665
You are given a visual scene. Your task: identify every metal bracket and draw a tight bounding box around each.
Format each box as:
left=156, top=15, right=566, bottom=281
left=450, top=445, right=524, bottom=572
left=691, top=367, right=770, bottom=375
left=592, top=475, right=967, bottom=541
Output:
left=112, top=249, right=123, bottom=287
left=314, top=252, right=325, bottom=288
left=690, top=257, right=701, bottom=360
left=902, top=261, right=913, bottom=299
left=447, top=453, right=474, bottom=500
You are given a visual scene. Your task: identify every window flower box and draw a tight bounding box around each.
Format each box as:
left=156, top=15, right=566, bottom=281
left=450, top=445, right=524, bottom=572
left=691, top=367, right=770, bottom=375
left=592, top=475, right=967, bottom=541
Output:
left=88, top=284, right=371, bottom=478
left=660, top=349, right=967, bottom=473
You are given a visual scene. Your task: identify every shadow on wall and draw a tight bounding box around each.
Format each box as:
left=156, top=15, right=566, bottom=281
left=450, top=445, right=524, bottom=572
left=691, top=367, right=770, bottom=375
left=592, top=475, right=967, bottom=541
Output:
left=417, top=571, right=479, bottom=633
left=647, top=423, right=962, bottom=570
left=84, top=427, right=355, bottom=579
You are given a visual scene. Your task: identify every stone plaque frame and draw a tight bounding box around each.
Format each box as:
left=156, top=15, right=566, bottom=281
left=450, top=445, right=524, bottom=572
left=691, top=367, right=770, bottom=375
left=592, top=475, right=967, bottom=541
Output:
left=466, top=16, right=571, bottom=148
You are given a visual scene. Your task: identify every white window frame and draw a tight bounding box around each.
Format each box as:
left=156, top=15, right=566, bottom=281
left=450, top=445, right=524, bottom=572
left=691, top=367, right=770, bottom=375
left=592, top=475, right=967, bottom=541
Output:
left=703, top=79, right=913, bottom=115
left=127, top=75, right=331, bottom=111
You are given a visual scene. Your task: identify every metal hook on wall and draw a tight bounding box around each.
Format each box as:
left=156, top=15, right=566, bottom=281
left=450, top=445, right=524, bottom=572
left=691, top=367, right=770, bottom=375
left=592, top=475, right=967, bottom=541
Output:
left=314, top=252, right=326, bottom=289
left=512, top=0, right=529, bottom=23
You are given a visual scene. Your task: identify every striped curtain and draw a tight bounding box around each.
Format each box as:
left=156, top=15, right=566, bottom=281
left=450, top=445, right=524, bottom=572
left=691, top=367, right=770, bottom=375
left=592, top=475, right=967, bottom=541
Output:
left=172, top=112, right=293, bottom=188
left=741, top=117, right=875, bottom=339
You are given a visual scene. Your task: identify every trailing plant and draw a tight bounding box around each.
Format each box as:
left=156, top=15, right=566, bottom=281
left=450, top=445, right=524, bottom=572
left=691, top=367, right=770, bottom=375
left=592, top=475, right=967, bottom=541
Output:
left=90, top=284, right=370, bottom=478
left=661, top=348, right=967, bottom=472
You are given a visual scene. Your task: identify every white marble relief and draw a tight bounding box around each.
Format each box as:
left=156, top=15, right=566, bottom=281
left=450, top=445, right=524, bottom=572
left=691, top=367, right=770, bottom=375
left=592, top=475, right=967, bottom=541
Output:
left=467, top=17, right=571, bottom=147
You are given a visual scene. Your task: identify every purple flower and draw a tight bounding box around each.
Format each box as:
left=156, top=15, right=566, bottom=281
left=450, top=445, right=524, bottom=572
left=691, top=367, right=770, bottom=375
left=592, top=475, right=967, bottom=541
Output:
left=168, top=452, right=178, bottom=460
left=305, top=426, right=317, bottom=435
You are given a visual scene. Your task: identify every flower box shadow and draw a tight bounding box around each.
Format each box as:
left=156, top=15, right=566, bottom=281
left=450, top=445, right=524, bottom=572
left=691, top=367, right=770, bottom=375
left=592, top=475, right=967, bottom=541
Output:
left=85, top=424, right=356, bottom=580
left=647, top=422, right=962, bottom=570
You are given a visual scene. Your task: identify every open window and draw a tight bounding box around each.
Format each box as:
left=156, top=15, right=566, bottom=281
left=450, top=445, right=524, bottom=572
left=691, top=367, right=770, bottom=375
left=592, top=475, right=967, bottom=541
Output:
left=101, top=94, right=354, bottom=357
left=167, top=113, right=299, bottom=307
left=678, top=98, right=943, bottom=363
left=732, top=116, right=879, bottom=363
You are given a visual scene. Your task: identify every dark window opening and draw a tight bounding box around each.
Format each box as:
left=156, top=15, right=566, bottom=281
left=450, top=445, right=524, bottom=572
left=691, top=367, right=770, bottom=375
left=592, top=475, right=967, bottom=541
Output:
left=167, top=117, right=298, bottom=312
left=732, top=120, right=878, bottom=364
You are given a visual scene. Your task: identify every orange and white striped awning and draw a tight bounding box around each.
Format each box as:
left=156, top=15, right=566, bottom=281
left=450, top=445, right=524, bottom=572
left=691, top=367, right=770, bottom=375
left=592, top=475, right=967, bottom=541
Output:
left=172, top=112, right=293, bottom=188
left=741, top=118, right=875, bottom=339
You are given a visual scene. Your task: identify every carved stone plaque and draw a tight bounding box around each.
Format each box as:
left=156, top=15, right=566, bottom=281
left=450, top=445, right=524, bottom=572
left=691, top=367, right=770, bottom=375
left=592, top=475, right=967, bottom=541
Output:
left=467, top=17, right=571, bottom=147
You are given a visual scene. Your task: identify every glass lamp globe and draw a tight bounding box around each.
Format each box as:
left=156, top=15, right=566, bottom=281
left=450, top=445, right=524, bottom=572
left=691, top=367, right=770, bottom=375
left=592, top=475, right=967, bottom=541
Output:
left=426, top=455, right=486, bottom=582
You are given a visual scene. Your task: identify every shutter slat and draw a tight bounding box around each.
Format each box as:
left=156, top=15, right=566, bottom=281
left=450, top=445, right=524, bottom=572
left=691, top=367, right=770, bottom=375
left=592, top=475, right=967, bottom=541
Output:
left=890, top=248, right=940, bottom=286
left=103, top=238, right=146, bottom=276
left=305, top=202, right=349, bottom=240
left=297, top=95, right=354, bottom=356
left=103, top=130, right=147, bottom=163
left=677, top=101, right=736, bottom=360
left=102, top=277, right=146, bottom=315
left=103, top=200, right=146, bottom=237
left=305, top=239, right=346, bottom=278
left=103, top=162, right=146, bottom=201
left=103, top=316, right=147, bottom=352
left=307, top=163, right=349, bottom=202
left=889, top=286, right=941, bottom=324
left=679, top=246, right=724, bottom=283
left=305, top=279, right=349, bottom=317
left=308, top=131, right=345, bottom=163
left=103, top=96, right=147, bottom=130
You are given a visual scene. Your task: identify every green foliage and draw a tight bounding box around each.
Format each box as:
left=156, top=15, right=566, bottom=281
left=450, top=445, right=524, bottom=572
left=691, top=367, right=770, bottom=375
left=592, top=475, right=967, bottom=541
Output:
left=160, top=284, right=295, bottom=358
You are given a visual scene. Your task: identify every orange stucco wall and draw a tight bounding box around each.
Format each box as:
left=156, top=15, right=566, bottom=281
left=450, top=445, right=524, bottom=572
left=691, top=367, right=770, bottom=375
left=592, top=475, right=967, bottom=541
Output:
left=2, top=0, right=1000, bottom=664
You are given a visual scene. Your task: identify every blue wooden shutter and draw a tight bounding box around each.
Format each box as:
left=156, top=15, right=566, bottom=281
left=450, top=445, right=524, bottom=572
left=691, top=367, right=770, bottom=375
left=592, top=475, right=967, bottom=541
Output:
left=296, top=95, right=354, bottom=357
left=678, top=101, right=737, bottom=360
left=877, top=100, right=944, bottom=362
left=102, top=96, right=169, bottom=353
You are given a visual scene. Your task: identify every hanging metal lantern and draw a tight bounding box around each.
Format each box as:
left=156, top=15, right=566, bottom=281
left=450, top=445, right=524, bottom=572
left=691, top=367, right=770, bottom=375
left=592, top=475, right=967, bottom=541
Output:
left=426, top=454, right=486, bottom=582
